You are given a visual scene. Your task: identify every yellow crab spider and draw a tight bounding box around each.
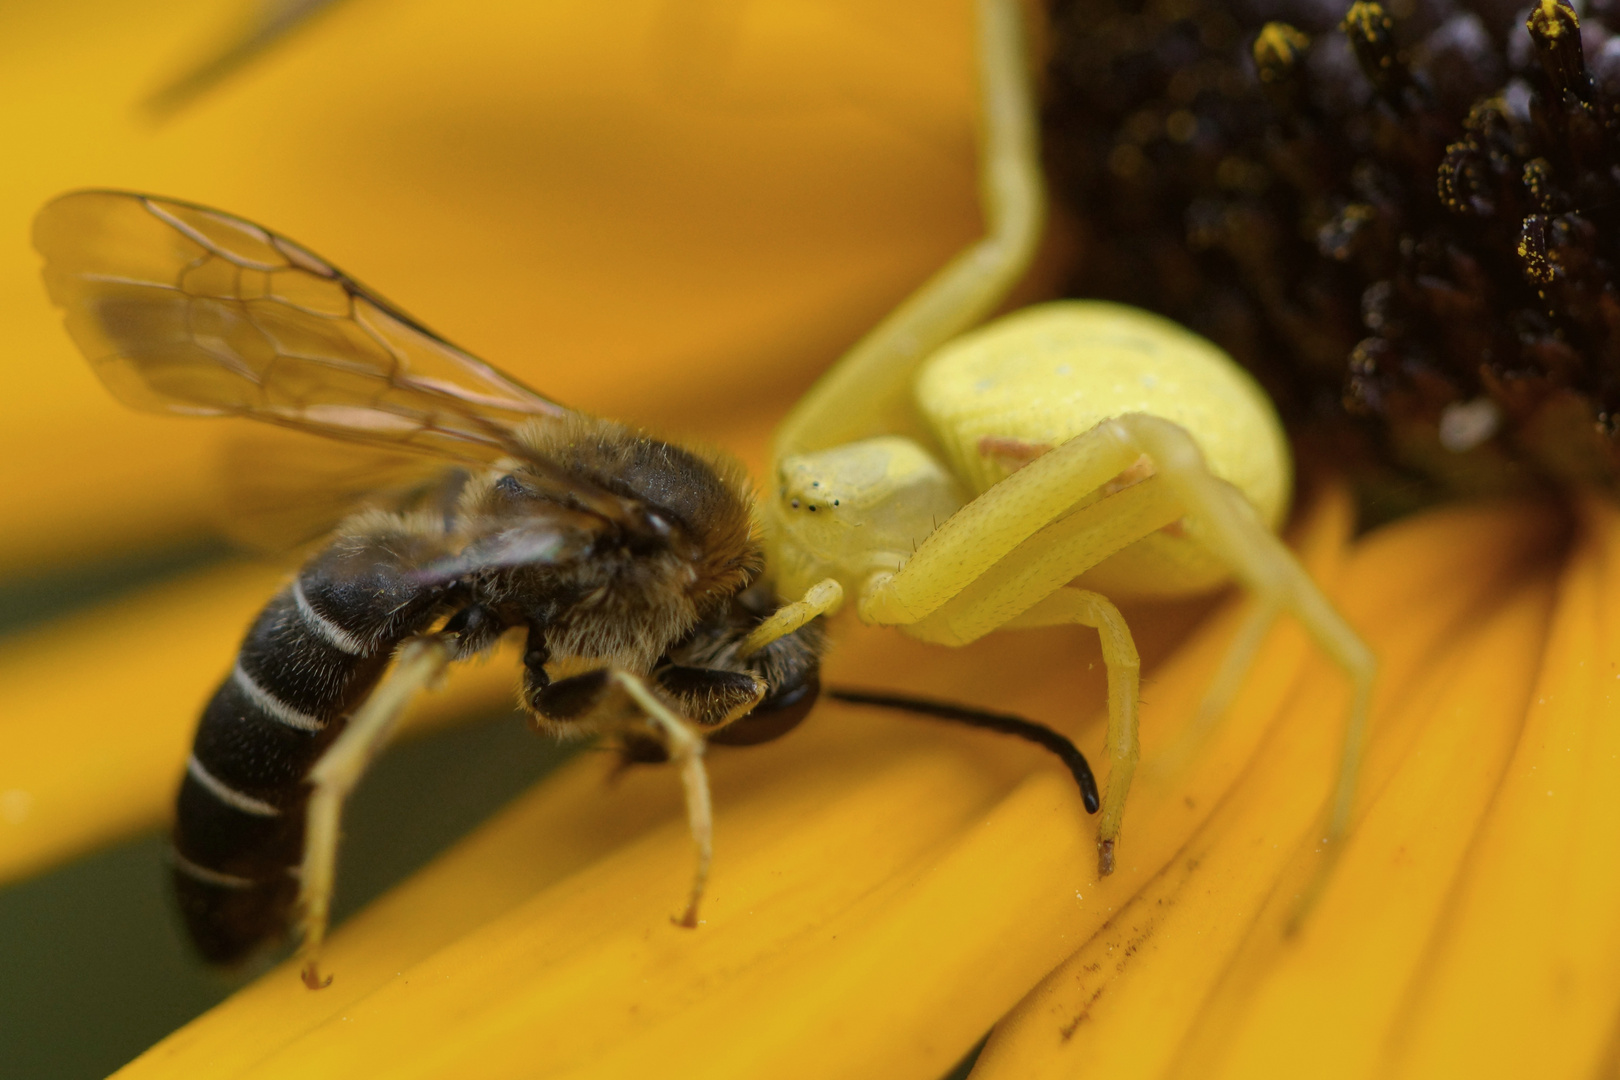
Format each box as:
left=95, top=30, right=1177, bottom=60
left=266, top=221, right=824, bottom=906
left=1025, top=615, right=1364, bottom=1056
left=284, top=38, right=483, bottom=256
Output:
left=744, top=0, right=1375, bottom=877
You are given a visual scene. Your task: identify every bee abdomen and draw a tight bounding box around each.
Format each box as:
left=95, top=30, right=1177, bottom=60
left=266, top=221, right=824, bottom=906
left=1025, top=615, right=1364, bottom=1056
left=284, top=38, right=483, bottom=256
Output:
left=173, top=541, right=445, bottom=963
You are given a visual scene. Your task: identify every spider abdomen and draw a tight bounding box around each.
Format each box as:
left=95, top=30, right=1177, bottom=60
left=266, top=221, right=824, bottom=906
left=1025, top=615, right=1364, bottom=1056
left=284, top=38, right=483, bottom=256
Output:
left=913, top=300, right=1292, bottom=597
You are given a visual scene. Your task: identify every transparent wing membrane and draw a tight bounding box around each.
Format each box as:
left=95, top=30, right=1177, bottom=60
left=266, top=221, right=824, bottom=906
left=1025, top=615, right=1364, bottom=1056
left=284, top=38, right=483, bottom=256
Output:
left=34, top=191, right=568, bottom=464
left=215, top=428, right=468, bottom=554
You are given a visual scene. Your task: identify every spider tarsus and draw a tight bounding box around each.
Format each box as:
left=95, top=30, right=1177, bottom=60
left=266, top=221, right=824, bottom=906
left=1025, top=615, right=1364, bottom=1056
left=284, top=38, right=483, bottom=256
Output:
left=301, top=961, right=333, bottom=990
left=1097, top=839, right=1116, bottom=877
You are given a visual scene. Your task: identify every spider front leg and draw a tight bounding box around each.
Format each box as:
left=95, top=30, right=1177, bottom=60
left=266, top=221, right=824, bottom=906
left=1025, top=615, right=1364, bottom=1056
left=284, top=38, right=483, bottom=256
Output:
left=1003, top=590, right=1139, bottom=874
left=770, top=0, right=1042, bottom=461
left=845, top=415, right=1369, bottom=876
left=1119, top=414, right=1377, bottom=854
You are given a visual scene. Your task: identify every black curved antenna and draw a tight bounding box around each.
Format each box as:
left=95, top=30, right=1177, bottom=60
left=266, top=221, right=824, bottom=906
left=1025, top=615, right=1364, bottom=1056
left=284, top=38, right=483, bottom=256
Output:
left=827, top=688, right=1100, bottom=814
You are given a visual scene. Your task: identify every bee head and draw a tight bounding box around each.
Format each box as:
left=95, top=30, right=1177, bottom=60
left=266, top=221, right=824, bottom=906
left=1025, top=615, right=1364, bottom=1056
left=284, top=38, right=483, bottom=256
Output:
left=610, top=437, right=760, bottom=608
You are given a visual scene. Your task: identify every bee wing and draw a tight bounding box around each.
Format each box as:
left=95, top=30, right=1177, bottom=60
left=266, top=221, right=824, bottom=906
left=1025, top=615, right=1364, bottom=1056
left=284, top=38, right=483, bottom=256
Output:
left=34, top=190, right=568, bottom=465
left=412, top=506, right=605, bottom=584
left=216, top=427, right=471, bottom=554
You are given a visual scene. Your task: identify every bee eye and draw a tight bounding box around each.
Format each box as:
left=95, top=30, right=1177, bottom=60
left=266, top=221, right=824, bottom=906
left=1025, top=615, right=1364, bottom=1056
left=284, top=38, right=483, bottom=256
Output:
left=494, top=475, right=529, bottom=497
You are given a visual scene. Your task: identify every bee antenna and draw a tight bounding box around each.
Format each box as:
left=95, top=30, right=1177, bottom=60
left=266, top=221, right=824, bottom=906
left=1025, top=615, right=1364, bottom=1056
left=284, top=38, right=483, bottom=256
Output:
left=826, top=688, right=1100, bottom=814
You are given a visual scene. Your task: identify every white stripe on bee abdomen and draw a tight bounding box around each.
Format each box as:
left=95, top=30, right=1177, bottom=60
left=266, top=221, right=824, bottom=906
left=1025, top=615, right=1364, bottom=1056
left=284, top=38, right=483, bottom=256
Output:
left=291, top=577, right=370, bottom=655
left=186, top=753, right=282, bottom=817
left=231, top=661, right=326, bottom=732
left=170, top=849, right=256, bottom=889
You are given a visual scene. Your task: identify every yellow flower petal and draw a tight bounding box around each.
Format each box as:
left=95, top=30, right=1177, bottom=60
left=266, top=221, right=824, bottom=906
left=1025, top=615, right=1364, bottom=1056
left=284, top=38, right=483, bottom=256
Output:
left=0, top=0, right=990, bottom=887
left=0, top=0, right=980, bottom=571
left=14, top=4, right=1611, bottom=1078
left=971, top=499, right=1565, bottom=1079
left=113, top=490, right=1349, bottom=1078
left=1167, top=565, right=1553, bottom=1077
left=0, top=564, right=269, bottom=884
left=0, top=562, right=517, bottom=886
left=1390, top=495, right=1620, bottom=1077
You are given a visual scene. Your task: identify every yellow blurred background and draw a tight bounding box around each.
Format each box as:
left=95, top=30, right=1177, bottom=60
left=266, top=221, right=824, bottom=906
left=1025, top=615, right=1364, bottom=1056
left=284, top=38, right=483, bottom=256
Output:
left=0, top=0, right=993, bottom=1075
left=1, top=0, right=984, bottom=571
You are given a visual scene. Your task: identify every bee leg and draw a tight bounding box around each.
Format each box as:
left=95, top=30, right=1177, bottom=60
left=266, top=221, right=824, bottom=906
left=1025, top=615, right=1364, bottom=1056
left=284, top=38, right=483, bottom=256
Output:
left=653, top=666, right=766, bottom=731
left=612, top=670, right=713, bottom=928
left=602, top=667, right=768, bottom=772
left=530, top=669, right=714, bottom=928
left=296, top=634, right=454, bottom=989
left=441, top=603, right=505, bottom=658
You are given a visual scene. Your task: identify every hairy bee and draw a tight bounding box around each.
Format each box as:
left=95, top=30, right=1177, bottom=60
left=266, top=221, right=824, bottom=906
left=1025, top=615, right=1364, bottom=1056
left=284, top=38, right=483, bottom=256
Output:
left=32, top=191, right=825, bottom=986
left=35, top=190, right=1100, bottom=991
